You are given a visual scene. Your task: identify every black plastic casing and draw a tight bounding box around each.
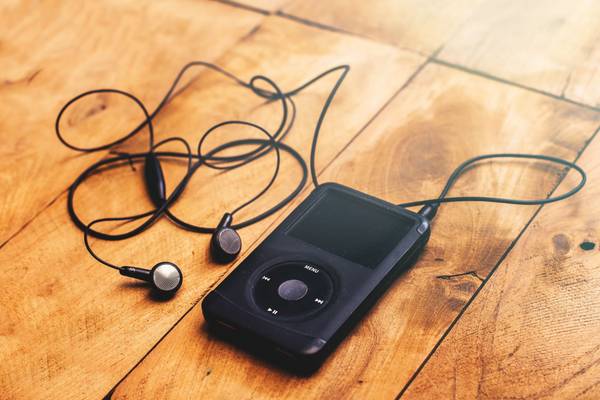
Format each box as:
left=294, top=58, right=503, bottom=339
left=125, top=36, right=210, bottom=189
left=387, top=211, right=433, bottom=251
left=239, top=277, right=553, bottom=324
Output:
left=202, top=183, right=430, bottom=373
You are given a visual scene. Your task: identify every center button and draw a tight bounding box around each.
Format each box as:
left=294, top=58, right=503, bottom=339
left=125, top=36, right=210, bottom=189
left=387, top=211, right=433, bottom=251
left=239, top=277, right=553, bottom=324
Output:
left=277, top=279, right=308, bottom=301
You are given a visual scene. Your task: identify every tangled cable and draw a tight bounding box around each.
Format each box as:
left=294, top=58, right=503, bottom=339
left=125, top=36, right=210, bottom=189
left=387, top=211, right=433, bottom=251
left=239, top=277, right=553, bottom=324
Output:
left=56, top=62, right=349, bottom=268
left=56, top=61, right=586, bottom=270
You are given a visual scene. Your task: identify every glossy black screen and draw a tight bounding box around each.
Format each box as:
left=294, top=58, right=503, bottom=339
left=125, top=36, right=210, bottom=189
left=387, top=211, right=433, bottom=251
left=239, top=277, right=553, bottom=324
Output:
left=287, top=190, right=414, bottom=268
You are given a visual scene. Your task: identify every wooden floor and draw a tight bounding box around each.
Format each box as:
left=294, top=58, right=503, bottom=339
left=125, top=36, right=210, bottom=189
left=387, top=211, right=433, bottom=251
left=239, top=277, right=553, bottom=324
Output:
left=1, top=1, right=599, bottom=399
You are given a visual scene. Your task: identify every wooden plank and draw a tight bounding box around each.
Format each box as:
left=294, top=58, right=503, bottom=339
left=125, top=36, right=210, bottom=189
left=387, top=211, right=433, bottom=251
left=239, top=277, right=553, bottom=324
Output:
left=0, top=0, right=262, bottom=245
left=439, top=0, right=600, bottom=107
left=281, top=0, right=486, bottom=54
left=110, top=63, right=600, bottom=399
left=401, top=132, right=600, bottom=399
left=0, top=15, right=422, bottom=400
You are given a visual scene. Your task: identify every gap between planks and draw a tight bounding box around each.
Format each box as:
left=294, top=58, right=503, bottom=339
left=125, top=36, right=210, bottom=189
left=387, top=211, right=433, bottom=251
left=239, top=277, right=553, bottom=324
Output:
left=213, top=0, right=600, bottom=113
left=209, top=0, right=270, bottom=16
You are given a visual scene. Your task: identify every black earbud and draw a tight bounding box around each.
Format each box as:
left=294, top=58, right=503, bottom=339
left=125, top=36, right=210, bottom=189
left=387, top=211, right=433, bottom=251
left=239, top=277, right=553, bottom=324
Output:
left=120, top=262, right=183, bottom=296
left=211, top=213, right=242, bottom=263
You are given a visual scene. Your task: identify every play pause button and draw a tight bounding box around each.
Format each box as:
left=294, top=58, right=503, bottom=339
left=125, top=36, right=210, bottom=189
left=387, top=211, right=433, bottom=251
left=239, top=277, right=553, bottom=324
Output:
left=253, top=261, right=333, bottom=318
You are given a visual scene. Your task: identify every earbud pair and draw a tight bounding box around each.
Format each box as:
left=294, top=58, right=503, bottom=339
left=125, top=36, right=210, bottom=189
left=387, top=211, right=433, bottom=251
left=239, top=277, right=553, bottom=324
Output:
left=117, top=213, right=240, bottom=297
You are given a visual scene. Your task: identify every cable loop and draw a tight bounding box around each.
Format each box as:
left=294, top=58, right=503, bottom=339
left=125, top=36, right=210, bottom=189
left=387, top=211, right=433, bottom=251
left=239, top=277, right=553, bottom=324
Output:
left=57, top=61, right=586, bottom=270
left=59, top=62, right=349, bottom=267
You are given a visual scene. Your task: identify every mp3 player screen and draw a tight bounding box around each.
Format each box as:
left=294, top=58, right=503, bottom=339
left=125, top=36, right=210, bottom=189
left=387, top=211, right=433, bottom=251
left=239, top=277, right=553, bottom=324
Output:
left=287, top=190, right=414, bottom=268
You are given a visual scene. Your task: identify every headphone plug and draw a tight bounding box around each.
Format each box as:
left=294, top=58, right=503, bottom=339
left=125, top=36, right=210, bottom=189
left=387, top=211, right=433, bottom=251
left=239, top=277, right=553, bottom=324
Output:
left=418, top=203, right=439, bottom=220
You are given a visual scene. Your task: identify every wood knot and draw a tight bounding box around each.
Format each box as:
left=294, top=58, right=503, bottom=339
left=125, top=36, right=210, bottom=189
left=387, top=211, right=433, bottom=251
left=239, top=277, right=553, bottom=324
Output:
left=580, top=241, right=596, bottom=251
left=552, top=233, right=571, bottom=255
left=84, top=102, right=107, bottom=118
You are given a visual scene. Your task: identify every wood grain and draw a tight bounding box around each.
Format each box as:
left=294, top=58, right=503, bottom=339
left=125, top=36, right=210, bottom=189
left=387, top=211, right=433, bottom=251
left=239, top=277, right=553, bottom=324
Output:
left=0, top=15, right=422, bottom=400
left=402, top=130, right=600, bottom=399
left=0, top=0, right=262, bottom=245
left=281, top=0, right=486, bottom=54
left=439, top=0, right=600, bottom=107
left=111, top=63, right=600, bottom=399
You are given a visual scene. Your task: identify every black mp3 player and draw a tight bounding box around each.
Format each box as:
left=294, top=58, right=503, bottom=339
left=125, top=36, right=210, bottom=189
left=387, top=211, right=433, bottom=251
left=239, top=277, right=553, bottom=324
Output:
left=202, top=182, right=430, bottom=372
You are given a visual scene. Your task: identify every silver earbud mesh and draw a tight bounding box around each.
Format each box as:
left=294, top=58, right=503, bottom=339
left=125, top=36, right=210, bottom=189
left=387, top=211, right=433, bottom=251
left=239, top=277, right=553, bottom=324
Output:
left=218, top=229, right=241, bottom=254
left=153, top=263, right=181, bottom=291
